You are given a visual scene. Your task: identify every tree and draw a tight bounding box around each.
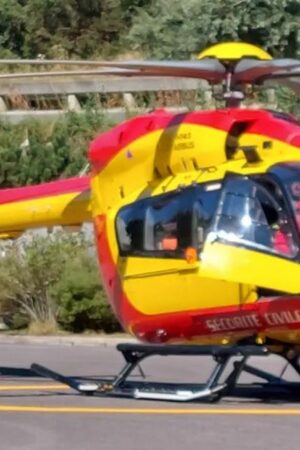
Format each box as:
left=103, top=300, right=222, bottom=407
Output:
left=23, top=0, right=126, bottom=58
left=120, top=0, right=151, bottom=24
left=0, top=0, right=130, bottom=58
left=126, top=0, right=300, bottom=59
left=0, top=0, right=298, bottom=60
left=0, top=0, right=26, bottom=57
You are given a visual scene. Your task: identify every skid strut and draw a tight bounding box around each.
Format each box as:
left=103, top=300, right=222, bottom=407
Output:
left=30, top=342, right=300, bottom=402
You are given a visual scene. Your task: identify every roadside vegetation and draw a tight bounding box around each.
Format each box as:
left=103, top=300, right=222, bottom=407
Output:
left=0, top=106, right=112, bottom=188
left=0, top=232, right=121, bottom=334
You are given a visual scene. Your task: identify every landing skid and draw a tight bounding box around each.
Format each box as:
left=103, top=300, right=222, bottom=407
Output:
left=31, top=343, right=300, bottom=402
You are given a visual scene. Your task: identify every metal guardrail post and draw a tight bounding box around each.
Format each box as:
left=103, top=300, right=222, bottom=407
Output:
left=0, top=97, right=7, bottom=112
left=67, top=95, right=81, bottom=112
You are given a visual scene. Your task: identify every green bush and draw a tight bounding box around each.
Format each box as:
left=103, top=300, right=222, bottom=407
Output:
left=0, top=108, right=112, bottom=188
left=274, top=87, right=300, bottom=117
left=52, top=252, right=121, bottom=333
left=0, top=233, right=121, bottom=333
left=0, top=235, right=63, bottom=330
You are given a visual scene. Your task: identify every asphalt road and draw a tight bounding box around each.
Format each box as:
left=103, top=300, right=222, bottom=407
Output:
left=0, top=341, right=299, bottom=450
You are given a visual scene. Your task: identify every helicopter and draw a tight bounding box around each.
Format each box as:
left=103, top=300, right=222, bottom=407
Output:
left=1, top=42, right=300, bottom=402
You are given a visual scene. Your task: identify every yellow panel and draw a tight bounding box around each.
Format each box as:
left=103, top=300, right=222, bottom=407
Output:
left=237, top=133, right=300, bottom=161
left=201, top=241, right=300, bottom=293
left=0, top=191, right=91, bottom=232
left=92, top=126, right=300, bottom=220
left=91, top=124, right=228, bottom=215
left=121, top=256, right=243, bottom=315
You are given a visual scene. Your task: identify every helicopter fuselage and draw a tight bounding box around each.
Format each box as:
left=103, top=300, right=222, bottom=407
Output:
left=89, top=107, right=300, bottom=346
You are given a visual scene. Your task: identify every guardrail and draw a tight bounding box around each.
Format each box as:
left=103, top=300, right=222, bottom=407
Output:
left=0, top=106, right=192, bottom=124
left=0, top=76, right=209, bottom=122
left=0, top=76, right=205, bottom=96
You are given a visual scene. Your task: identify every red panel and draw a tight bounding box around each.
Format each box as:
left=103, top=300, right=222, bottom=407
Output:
left=89, top=108, right=300, bottom=175
left=0, top=176, right=90, bottom=205
left=131, top=296, right=300, bottom=343
left=246, top=115, right=300, bottom=146
left=88, top=109, right=237, bottom=172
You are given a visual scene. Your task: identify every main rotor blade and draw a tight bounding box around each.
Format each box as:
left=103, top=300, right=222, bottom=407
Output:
left=233, top=58, right=300, bottom=84
left=0, top=59, right=225, bottom=83
left=90, top=59, right=225, bottom=82
left=0, top=68, right=141, bottom=80
left=263, top=70, right=300, bottom=94
left=236, top=60, right=300, bottom=94
left=0, top=59, right=109, bottom=66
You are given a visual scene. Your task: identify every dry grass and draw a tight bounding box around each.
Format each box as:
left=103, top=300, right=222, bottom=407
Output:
left=27, top=320, right=61, bottom=336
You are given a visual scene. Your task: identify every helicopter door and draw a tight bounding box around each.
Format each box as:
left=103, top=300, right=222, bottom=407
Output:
left=200, top=174, right=300, bottom=293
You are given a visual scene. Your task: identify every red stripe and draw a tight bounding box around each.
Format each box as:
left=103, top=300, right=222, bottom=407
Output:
left=0, top=176, right=90, bottom=205
left=246, top=115, right=300, bottom=146
left=94, top=215, right=141, bottom=329
left=130, top=296, right=300, bottom=344
left=88, top=109, right=235, bottom=172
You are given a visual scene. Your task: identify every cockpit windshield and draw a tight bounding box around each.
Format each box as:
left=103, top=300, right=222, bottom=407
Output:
left=210, top=174, right=299, bottom=259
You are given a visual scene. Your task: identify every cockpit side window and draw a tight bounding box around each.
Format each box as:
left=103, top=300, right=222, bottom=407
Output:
left=144, top=196, right=181, bottom=252
left=116, top=184, right=221, bottom=259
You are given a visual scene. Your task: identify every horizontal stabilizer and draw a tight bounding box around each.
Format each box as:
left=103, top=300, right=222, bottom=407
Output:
left=0, top=177, right=91, bottom=237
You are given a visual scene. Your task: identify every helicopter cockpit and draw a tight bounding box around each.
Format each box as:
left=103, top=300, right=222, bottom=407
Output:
left=116, top=163, right=300, bottom=263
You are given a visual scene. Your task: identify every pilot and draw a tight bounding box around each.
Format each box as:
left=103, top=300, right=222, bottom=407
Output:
left=256, top=200, right=293, bottom=256
left=159, top=222, right=178, bottom=251
left=268, top=210, right=294, bottom=256
left=272, top=223, right=293, bottom=255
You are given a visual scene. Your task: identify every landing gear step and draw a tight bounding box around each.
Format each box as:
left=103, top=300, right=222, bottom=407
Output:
left=31, top=363, right=99, bottom=394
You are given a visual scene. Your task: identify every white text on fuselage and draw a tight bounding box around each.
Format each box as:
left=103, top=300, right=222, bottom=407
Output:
left=205, top=310, right=300, bottom=333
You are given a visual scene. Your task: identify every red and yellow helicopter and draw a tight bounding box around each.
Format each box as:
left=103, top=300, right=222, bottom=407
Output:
left=1, top=42, right=300, bottom=401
